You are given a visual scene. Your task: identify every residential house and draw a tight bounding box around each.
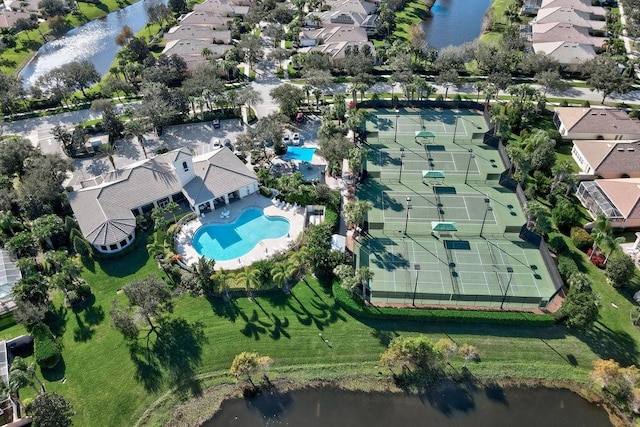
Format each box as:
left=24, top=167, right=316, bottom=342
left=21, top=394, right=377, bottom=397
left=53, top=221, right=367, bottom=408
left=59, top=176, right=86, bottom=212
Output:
left=576, top=178, right=640, bottom=228
left=304, top=10, right=378, bottom=34
left=539, top=0, right=606, bottom=16
left=572, top=140, right=640, bottom=177
left=554, top=107, right=640, bottom=140
left=68, top=147, right=258, bottom=253
left=3, top=0, right=38, bottom=14
left=531, top=22, right=604, bottom=50
left=298, top=25, right=368, bottom=47
left=179, top=11, right=232, bottom=29
left=0, top=10, right=32, bottom=29
left=323, top=0, right=377, bottom=15
left=531, top=7, right=606, bottom=31
left=164, top=25, right=232, bottom=44
left=298, top=40, right=375, bottom=66
left=193, top=0, right=250, bottom=17
left=162, top=39, right=232, bottom=69
left=532, top=41, right=596, bottom=68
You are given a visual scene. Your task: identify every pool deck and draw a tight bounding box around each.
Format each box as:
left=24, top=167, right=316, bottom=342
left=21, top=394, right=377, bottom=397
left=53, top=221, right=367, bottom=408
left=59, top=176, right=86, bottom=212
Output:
left=174, top=194, right=306, bottom=270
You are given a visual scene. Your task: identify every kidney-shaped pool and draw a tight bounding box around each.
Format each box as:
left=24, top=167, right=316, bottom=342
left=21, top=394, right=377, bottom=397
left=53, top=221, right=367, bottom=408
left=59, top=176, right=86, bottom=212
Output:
left=192, top=208, right=290, bottom=261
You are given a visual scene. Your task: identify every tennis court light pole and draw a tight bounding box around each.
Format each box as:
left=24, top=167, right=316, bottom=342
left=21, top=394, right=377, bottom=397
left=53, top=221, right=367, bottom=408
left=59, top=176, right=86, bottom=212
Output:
left=464, top=149, right=475, bottom=184
left=500, top=267, right=514, bottom=310
left=480, top=197, right=492, bottom=237
left=394, top=109, right=400, bottom=143
left=412, top=264, right=421, bottom=306
left=404, top=196, right=411, bottom=234
left=398, top=148, right=405, bottom=183
left=452, top=114, right=459, bottom=144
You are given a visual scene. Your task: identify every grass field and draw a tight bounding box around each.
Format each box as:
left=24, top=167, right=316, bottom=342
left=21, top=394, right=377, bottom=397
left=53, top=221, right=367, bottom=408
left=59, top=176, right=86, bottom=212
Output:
left=1, top=228, right=636, bottom=426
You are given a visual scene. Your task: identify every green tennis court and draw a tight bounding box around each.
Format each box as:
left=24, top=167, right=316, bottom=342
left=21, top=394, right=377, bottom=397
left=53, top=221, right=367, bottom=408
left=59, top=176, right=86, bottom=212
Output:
left=380, top=190, right=496, bottom=225
left=372, top=148, right=480, bottom=181
left=356, top=108, right=559, bottom=308
left=359, top=235, right=555, bottom=308
left=365, top=108, right=487, bottom=144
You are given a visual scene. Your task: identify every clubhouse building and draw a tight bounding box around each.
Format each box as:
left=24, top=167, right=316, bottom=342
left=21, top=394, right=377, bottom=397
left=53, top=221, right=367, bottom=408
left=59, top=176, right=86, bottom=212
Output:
left=68, top=147, right=258, bottom=254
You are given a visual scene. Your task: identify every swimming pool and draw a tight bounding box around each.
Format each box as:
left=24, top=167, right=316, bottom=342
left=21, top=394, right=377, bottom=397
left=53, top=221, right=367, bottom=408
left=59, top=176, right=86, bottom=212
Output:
left=192, top=208, right=290, bottom=261
left=283, top=147, right=316, bottom=162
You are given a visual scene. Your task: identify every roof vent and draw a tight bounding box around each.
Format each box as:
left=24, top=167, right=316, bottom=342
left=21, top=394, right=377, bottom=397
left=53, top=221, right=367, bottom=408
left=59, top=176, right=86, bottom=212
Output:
left=629, top=148, right=635, bottom=152
left=617, top=148, right=625, bottom=152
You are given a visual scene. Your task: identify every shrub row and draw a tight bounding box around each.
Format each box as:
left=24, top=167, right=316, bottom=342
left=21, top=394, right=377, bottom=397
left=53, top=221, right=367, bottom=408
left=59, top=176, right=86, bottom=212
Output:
left=332, top=283, right=555, bottom=326
left=32, top=324, right=61, bottom=370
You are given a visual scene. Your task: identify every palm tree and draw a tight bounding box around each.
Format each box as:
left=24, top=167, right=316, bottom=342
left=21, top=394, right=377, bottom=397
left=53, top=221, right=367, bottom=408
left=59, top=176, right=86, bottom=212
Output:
left=589, top=213, right=613, bottom=260
left=604, top=236, right=626, bottom=265
left=213, top=268, right=230, bottom=299
left=0, top=211, right=21, bottom=238
left=124, top=119, right=150, bottom=159
left=100, top=143, right=117, bottom=170
left=201, top=47, right=213, bottom=60
left=235, top=267, right=260, bottom=299
left=313, top=88, right=322, bottom=108
left=271, top=261, right=297, bottom=292
left=302, top=84, right=312, bottom=105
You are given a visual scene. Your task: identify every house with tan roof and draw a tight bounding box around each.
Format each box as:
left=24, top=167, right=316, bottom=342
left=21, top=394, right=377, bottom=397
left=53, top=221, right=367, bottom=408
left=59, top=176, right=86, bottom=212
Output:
left=68, top=147, right=258, bottom=253
left=193, top=0, right=250, bottom=17
left=532, top=41, right=596, bottom=68
left=299, top=25, right=368, bottom=47
left=554, top=107, right=640, bottom=140
left=304, top=10, right=378, bottom=34
left=539, top=0, right=605, bottom=16
left=576, top=178, right=640, bottom=228
left=531, top=22, right=604, bottom=50
left=324, top=0, right=377, bottom=15
left=164, top=25, right=232, bottom=44
left=0, top=10, right=32, bottom=29
left=3, top=0, right=39, bottom=14
left=179, top=11, right=232, bottom=29
left=162, top=39, right=232, bottom=70
left=298, top=40, right=375, bottom=66
left=572, top=140, right=640, bottom=177
left=532, top=7, right=606, bottom=31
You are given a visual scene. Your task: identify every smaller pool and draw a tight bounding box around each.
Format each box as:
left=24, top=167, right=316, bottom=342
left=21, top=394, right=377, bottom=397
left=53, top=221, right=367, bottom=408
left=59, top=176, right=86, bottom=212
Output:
left=193, top=208, right=290, bottom=261
left=283, top=147, right=316, bottom=162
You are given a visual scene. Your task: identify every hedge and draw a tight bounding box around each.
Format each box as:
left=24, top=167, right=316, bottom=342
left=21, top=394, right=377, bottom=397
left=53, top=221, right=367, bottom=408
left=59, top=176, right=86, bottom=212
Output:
left=33, top=324, right=61, bottom=369
left=570, top=227, right=593, bottom=251
left=332, top=283, right=555, bottom=326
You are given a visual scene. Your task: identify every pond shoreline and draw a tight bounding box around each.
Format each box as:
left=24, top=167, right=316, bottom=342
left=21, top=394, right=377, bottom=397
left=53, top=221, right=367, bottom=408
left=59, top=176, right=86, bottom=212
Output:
left=138, top=372, right=629, bottom=427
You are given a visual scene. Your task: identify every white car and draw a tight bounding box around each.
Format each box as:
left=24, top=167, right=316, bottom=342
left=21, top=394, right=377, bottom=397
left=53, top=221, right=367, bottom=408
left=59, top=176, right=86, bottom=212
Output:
left=292, top=133, right=301, bottom=146
left=282, top=134, right=290, bottom=145
left=212, top=138, right=222, bottom=149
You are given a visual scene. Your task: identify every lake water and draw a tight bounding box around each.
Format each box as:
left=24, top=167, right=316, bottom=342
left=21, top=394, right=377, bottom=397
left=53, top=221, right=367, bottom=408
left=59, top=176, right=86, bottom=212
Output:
left=20, top=0, right=165, bottom=88
left=204, top=385, right=611, bottom=427
left=421, top=0, right=493, bottom=49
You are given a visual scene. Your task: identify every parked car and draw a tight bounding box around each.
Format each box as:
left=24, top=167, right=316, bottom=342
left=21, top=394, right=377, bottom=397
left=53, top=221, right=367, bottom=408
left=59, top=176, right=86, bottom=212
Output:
left=292, top=133, right=301, bottom=145
left=282, top=133, right=291, bottom=145
left=212, top=138, right=222, bottom=148
left=213, top=119, right=220, bottom=129
left=224, top=138, right=232, bottom=149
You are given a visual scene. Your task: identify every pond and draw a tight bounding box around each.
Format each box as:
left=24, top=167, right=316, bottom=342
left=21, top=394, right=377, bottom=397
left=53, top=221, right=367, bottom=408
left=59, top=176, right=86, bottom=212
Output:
left=420, top=0, right=493, bottom=49
left=204, top=385, right=611, bottom=427
left=20, top=0, right=166, bottom=88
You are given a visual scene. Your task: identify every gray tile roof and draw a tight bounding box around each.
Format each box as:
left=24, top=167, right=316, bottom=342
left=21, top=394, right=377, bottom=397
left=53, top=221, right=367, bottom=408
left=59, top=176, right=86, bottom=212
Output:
left=557, top=108, right=640, bottom=135
left=69, top=147, right=256, bottom=247
left=183, top=148, right=257, bottom=205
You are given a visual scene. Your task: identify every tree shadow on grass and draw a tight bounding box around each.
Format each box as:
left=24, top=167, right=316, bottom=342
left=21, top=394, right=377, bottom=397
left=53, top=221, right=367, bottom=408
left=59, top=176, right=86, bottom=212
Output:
left=41, top=356, right=66, bottom=382
left=205, top=294, right=240, bottom=322
left=575, top=321, right=640, bottom=366
left=97, top=247, right=150, bottom=278
left=128, top=318, right=208, bottom=396
left=44, top=304, right=67, bottom=338
left=72, top=303, right=105, bottom=342
left=154, top=318, right=207, bottom=398
left=239, top=309, right=269, bottom=340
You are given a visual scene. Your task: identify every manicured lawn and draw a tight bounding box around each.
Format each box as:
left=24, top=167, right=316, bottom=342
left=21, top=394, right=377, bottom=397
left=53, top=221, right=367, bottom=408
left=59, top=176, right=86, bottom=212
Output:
left=393, top=0, right=429, bottom=40
left=5, top=232, right=638, bottom=426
